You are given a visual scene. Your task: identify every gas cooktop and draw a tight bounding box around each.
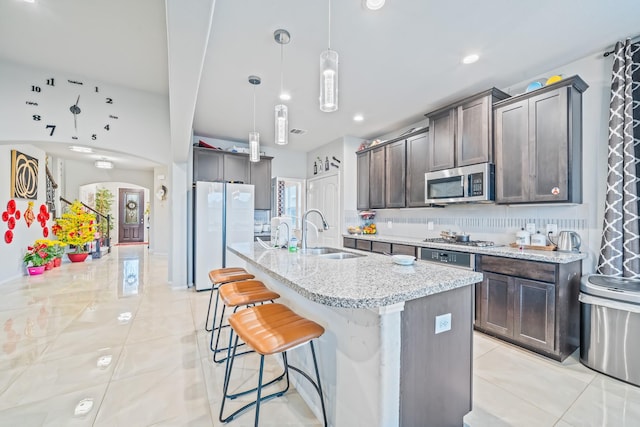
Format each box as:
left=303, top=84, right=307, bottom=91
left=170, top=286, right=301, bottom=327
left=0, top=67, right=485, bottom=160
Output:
left=423, top=238, right=497, bottom=247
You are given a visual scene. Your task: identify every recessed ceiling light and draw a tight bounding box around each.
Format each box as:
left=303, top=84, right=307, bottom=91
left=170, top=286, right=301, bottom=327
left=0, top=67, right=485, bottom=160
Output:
left=353, top=114, right=364, bottom=122
left=462, top=54, right=479, bottom=64
left=279, top=93, right=291, bottom=101
left=23, top=0, right=36, bottom=3
left=94, top=160, right=114, bottom=169
left=364, top=0, right=385, bottom=10
left=69, top=146, right=93, bottom=153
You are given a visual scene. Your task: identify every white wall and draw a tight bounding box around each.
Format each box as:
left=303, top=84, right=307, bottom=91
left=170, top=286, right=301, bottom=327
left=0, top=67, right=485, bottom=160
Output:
left=152, top=166, right=170, bottom=255
left=0, top=60, right=171, bottom=165
left=0, top=144, right=48, bottom=283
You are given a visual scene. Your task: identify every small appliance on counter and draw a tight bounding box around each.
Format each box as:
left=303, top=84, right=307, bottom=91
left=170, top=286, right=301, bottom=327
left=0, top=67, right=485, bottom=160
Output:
left=270, top=216, right=293, bottom=247
left=549, top=231, right=581, bottom=252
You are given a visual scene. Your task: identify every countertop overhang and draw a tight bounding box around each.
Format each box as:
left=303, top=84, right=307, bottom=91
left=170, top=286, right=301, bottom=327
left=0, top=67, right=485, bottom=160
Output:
left=344, top=234, right=587, bottom=264
left=228, top=243, right=483, bottom=309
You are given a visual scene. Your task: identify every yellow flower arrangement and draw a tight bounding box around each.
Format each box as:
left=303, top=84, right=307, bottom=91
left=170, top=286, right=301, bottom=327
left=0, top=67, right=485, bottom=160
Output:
left=53, top=201, right=97, bottom=253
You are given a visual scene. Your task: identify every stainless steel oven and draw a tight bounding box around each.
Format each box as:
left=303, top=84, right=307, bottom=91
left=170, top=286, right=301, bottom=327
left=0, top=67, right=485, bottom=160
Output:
left=425, top=163, right=494, bottom=204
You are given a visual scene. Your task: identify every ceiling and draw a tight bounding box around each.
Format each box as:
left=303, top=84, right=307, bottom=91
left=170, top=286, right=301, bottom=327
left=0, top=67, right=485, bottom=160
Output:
left=2, top=0, right=640, bottom=161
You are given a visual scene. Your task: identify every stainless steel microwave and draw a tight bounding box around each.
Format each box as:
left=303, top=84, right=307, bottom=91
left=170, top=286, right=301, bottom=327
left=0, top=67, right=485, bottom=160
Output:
left=425, top=163, right=495, bottom=204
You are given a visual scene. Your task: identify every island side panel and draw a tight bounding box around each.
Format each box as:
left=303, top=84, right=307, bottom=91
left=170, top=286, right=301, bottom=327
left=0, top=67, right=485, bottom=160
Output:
left=252, top=269, right=400, bottom=427
left=400, top=285, right=473, bottom=427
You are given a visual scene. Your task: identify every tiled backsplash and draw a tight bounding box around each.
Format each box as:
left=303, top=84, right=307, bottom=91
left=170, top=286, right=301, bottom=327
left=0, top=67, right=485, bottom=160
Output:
left=355, top=215, right=588, bottom=231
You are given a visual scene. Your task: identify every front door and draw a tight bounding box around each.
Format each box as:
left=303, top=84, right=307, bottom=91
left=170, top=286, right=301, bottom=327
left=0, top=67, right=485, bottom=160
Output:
left=119, top=188, right=144, bottom=243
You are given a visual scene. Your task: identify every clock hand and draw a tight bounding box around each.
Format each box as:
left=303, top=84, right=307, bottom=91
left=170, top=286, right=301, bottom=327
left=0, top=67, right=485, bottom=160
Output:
left=69, top=95, right=81, bottom=132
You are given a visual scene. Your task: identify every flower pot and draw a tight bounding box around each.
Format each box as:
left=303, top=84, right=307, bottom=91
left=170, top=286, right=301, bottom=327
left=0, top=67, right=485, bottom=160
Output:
left=27, top=266, right=45, bottom=276
left=67, top=253, right=89, bottom=263
left=44, top=261, right=54, bottom=270
left=53, top=257, right=62, bottom=267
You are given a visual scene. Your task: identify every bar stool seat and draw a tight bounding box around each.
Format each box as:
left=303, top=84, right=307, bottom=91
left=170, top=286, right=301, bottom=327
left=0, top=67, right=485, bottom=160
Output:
left=204, top=268, right=255, bottom=333
left=220, top=303, right=327, bottom=426
left=211, top=280, right=280, bottom=363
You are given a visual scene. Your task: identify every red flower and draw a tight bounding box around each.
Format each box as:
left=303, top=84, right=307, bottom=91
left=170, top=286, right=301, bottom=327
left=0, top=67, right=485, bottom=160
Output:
left=38, top=251, right=47, bottom=259
left=27, top=246, right=34, bottom=251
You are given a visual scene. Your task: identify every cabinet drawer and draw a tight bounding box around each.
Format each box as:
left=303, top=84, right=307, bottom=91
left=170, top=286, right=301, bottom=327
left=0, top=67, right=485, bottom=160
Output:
left=371, top=241, right=392, bottom=254
left=343, top=237, right=356, bottom=249
left=479, top=256, right=556, bottom=283
left=391, top=244, right=416, bottom=257
left=356, top=240, right=372, bottom=251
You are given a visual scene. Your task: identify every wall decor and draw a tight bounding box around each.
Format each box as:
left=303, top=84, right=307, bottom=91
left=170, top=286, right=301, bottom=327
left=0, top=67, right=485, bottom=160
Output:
left=2, top=200, right=21, bottom=245
left=11, top=150, right=39, bottom=200
left=24, top=202, right=35, bottom=227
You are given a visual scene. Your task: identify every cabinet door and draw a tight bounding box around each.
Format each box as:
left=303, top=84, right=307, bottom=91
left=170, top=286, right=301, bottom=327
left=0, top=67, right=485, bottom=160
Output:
left=385, top=140, right=406, bottom=208
left=369, top=146, right=386, bottom=208
left=513, top=278, right=555, bottom=352
left=495, top=100, right=529, bottom=203
left=223, top=154, right=249, bottom=183
left=427, top=109, right=455, bottom=171
left=194, top=149, right=223, bottom=182
left=406, top=132, right=429, bottom=207
left=457, top=96, right=490, bottom=166
left=480, top=272, right=513, bottom=337
left=250, top=158, right=271, bottom=210
left=529, top=88, right=569, bottom=202
left=357, top=151, right=370, bottom=210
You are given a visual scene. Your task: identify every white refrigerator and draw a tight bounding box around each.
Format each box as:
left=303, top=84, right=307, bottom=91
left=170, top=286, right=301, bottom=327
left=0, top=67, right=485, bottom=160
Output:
left=194, top=181, right=254, bottom=291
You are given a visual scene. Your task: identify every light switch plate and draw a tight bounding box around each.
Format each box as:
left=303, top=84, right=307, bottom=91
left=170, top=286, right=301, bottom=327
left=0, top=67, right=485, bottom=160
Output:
left=427, top=221, right=434, bottom=231
left=435, top=313, right=452, bottom=334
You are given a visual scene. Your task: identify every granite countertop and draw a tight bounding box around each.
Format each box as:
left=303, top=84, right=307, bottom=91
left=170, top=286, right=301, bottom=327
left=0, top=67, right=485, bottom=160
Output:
left=228, top=243, right=483, bottom=309
left=344, top=234, right=587, bottom=264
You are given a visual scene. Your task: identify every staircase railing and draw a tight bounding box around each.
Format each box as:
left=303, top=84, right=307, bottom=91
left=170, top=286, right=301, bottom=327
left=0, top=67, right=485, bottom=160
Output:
left=59, top=196, right=111, bottom=254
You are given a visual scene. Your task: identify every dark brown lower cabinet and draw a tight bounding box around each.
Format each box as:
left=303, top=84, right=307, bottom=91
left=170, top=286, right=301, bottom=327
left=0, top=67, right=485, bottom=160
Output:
left=475, top=255, right=580, bottom=361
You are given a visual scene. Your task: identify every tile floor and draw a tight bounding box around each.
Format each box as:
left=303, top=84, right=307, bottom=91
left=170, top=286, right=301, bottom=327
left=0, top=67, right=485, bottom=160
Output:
left=0, top=246, right=638, bottom=426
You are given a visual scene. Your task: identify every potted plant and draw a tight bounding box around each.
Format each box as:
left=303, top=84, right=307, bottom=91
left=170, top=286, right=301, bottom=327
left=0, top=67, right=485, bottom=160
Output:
left=23, top=242, right=51, bottom=275
left=53, top=200, right=97, bottom=263
left=93, top=187, right=114, bottom=247
left=37, top=239, right=66, bottom=267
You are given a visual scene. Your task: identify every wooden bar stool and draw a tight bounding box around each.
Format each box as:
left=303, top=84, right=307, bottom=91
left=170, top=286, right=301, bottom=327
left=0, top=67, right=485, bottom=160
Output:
left=219, top=303, right=327, bottom=427
left=204, top=268, right=255, bottom=333
left=211, top=280, right=280, bottom=363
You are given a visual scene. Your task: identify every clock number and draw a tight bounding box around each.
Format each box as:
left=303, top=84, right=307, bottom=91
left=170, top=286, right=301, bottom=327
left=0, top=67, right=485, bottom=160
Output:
left=104, top=124, right=110, bottom=131
left=95, top=86, right=99, bottom=93
left=31, top=85, right=41, bottom=93
left=46, top=78, right=55, bottom=86
left=33, top=115, right=41, bottom=121
left=92, top=134, right=97, bottom=140
left=106, top=98, right=113, bottom=104
left=46, top=125, right=56, bottom=136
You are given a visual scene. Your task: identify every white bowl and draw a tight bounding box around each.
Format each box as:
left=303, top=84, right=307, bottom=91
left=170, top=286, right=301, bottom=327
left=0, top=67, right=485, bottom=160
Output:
left=391, top=254, right=416, bottom=265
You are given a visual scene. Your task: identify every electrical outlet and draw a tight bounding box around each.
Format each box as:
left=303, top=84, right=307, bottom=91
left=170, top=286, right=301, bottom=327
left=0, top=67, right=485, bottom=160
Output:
left=387, top=221, right=393, bottom=229
left=525, top=223, right=536, bottom=234
left=546, top=224, right=558, bottom=236
left=427, top=221, right=434, bottom=231
left=435, top=313, right=452, bottom=334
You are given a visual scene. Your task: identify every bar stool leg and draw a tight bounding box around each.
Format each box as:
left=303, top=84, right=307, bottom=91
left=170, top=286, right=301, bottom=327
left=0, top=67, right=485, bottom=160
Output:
left=204, top=284, right=218, bottom=332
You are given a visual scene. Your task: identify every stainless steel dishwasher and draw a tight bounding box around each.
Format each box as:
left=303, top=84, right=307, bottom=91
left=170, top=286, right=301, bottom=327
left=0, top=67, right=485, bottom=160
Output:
left=579, top=274, right=640, bottom=386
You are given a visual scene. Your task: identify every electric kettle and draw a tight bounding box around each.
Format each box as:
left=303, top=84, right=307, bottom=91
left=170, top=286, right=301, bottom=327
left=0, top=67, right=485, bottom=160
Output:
left=549, top=231, right=581, bottom=252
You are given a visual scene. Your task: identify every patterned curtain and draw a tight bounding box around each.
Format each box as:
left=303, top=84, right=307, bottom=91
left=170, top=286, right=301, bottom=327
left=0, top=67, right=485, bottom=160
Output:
left=597, top=39, right=640, bottom=277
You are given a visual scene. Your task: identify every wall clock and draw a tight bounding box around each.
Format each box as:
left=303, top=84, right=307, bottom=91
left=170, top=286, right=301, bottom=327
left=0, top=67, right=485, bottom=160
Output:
left=25, top=76, right=119, bottom=143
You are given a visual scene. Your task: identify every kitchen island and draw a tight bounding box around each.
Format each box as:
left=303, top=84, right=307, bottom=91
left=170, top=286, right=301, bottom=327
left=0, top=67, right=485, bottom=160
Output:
left=227, top=243, right=483, bottom=427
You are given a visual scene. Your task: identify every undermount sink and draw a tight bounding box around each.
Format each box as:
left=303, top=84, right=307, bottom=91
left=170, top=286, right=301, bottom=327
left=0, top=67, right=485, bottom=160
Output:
left=299, top=247, right=364, bottom=259
left=318, top=252, right=363, bottom=260
left=299, top=247, right=344, bottom=255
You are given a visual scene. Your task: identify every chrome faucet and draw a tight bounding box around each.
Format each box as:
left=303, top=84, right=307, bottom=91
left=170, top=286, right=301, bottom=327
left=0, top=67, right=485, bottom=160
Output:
left=276, top=221, right=290, bottom=249
left=301, top=209, right=329, bottom=250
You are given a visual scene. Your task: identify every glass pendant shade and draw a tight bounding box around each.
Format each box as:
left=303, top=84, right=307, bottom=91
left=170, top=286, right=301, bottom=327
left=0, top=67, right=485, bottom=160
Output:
left=274, top=104, right=289, bottom=145
left=319, top=49, right=339, bottom=112
left=249, top=131, right=260, bottom=162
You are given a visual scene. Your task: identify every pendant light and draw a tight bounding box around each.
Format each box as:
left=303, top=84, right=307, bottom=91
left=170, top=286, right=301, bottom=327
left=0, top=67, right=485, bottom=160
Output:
left=319, top=0, right=338, bottom=112
left=274, top=29, right=290, bottom=145
left=248, top=75, right=261, bottom=163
